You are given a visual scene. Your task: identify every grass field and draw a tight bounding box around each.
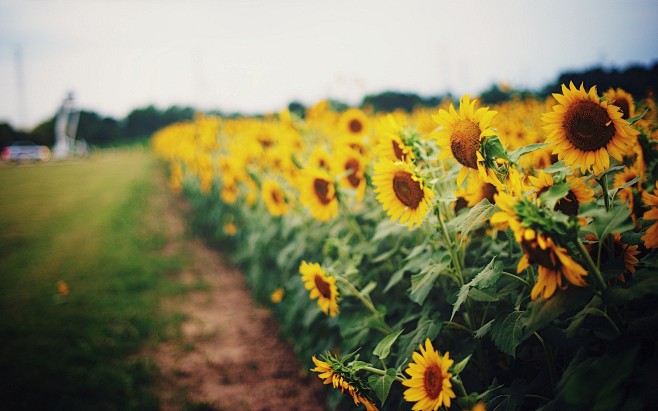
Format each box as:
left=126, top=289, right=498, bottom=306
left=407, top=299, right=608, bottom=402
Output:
left=0, top=149, right=186, bottom=410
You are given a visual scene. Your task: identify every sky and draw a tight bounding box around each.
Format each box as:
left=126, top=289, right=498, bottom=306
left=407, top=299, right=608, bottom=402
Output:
left=1, top=0, right=658, bottom=130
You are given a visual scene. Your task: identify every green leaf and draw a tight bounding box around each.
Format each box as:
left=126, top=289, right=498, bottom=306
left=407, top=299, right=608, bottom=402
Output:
left=565, top=306, right=608, bottom=337
left=490, top=310, right=526, bottom=357
left=409, top=261, right=449, bottom=305
left=451, top=257, right=502, bottom=320
left=538, top=181, right=571, bottom=211
left=396, top=315, right=441, bottom=368
left=457, top=198, right=495, bottom=248
left=524, top=286, right=593, bottom=337
left=373, top=330, right=404, bottom=360
left=603, top=269, right=658, bottom=305
left=474, top=319, right=494, bottom=339
left=543, top=160, right=572, bottom=175
left=451, top=354, right=472, bottom=375
left=508, top=143, right=548, bottom=163
left=368, top=368, right=397, bottom=404
left=582, top=204, right=634, bottom=242
left=627, top=107, right=649, bottom=125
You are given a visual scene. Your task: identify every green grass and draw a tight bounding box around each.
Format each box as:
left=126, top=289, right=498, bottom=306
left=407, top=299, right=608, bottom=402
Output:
left=0, top=149, right=185, bottom=410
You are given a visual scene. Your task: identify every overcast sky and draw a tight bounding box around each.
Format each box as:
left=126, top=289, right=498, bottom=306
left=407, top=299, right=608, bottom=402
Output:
left=1, top=0, right=657, bottom=129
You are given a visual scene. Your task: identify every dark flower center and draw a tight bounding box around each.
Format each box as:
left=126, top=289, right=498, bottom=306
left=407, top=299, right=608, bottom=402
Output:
left=423, top=364, right=442, bottom=399
left=349, top=119, right=363, bottom=133
left=345, top=158, right=361, bottom=188
left=450, top=119, right=481, bottom=169
left=612, top=97, right=631, bottom=120
left=271, top=188, right=285, bottom=205
left=393, top=171, right=424, bottom=209
left=555, top=190, right=579, bottom=216
left=314, top=274, right=332, bottom=299
left=481, top=183, right=498, bottom=204
left=392, top=140, right=406, bottom=161
left=313, top=178, right=333, bottom=205
left=521, top=238, right=557, bottom=270
left=563, top=100, right=615, bottom=152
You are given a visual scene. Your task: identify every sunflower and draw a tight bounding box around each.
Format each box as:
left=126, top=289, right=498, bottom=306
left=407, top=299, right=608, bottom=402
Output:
left=333, top=147, right=368, bottom=201
left=372, top=160, right=435, bottom=230
left=433, top=95, right=498, bottom=185
left=339, top=108, right=371, bottom=140
left=311, top=355, right=378, bottom=411
left=614, top=166, right=642, bottom=227
left=299, top=261, right=339, bottom=317
left=491, top=192, right=588, bottom=300
left=528, top=171, right=595, bottom=217
left=375, top=115, right=416, bottom=163
left=308, top=146, right=333, bottom=172
left=402, top=338, right=456, bottom=411
left=605, top=87, right=635, bottom=120
left=641, top=182, right=658, bottom=249
left=298, top=167, right=339, bottom=221
left=261, top=178, right=289, bottom=217
left=459, top=173, right=498, bottom=207
left=542, top=82, right=638, bottom=175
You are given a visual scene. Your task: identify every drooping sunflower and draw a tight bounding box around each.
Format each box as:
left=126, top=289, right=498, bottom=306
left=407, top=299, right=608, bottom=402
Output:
left=298, top=167, right=339, bottom=222
left=641, top=182, right=658, bottom=249
left=261, top=179, right=289, bottom=217
left=605, top=87, right=635, bottom=120
left=614, top=165, right=643, bottom=227
left=542, top=82, right=639, bottom=175
left=459, top=172, right=498, bottom=207
left=433, top=95, right=498, bottom=185
left=372, top=160, right=435, bottom=230
left=402, top=338, right=456, bottom=411
left=311, top=355, right=378, bottom=411
left=528, top=171, right=595, bottom=217
left=339, top=107, right=371, bottom=140
left=299, top=261, right=339, bottom=317
left=491, top=192, right=588, bottom=300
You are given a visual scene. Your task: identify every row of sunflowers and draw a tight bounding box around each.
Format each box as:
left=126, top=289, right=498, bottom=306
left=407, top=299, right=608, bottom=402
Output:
left=152, top=83, right=658, bottom=411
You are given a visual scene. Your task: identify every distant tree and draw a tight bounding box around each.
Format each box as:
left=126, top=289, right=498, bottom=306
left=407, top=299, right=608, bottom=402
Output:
left=480, top=84, right=510, bottom=105
left=542, top=61, right=658, bottom=98
left=288, top=101, right=306, bottom=119
left=0, top=123, right=16, bottom=148
left=30, top=117, right=56, bottom=146
left=123, top=105, right=195, bottom=138
left=361, top=91, right=423, bottom=113
left=76, top=111, right=122, bottom=146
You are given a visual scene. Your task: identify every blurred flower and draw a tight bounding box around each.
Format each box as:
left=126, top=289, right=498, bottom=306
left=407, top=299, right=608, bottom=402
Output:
left=333, top=147, right=367, bottom=201
left=339, top=108, right=371, bottom=140
left=605, top=87, right=635, bottom=120
left=641, top=182, right=658, bottom=248
left=373, top=160, right=435, bottom=230
left=57, top=280, right=69, bottom=296
left=402, top=338, right=455, bottom=411
left=261, top=179, right=289, bottom=217
left=270, top=287, right=284, bottom=304
left=298, top=167, right=338, bottom=221
left=223, top=222, right=238, bottom=236
left=542, top=82, right=638, bottom=175
left=299, top=261, right=339, bottom=317
left=375, top=115, right=416, bottom=163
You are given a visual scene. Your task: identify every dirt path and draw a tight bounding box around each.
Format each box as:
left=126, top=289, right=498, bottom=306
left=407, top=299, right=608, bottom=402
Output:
left=150, top=175, right=327, bottom=410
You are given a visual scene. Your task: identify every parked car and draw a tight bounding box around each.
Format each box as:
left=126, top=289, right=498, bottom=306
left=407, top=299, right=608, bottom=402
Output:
left=1, top=141, right=51, bottom=162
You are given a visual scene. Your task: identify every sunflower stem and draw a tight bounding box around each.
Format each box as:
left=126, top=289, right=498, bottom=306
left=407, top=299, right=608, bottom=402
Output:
left=435, top=204, right=464, bottom=286
left=501, top=271, right=531, bottom=289
left=534, top=332, right=556, bottom=392
left=360, top=366, right=405, bottom=382
left=451, top=375, right=469, bottom=398
left=576, top=238, right=607, bottom=292
left=335, top=275, right=393, bottom=334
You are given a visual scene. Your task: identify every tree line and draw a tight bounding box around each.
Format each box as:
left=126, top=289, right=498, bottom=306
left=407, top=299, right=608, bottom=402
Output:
left=1, top=60, right=656, bottom=149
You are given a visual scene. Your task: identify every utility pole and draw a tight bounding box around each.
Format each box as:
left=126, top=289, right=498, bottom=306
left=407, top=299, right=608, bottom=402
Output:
left=14, top=45, right=29, bottom=130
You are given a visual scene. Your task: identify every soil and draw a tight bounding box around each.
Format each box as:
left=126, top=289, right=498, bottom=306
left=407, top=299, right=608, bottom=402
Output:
left=149, top=176, right=328, bottom=411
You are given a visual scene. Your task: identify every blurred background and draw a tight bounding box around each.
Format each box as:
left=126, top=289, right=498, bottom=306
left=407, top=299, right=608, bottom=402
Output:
left=1, top=0, right=658, bottom=147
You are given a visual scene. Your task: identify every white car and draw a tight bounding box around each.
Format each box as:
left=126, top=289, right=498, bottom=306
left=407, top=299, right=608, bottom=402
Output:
left=1, top=141, right=51, bottom=162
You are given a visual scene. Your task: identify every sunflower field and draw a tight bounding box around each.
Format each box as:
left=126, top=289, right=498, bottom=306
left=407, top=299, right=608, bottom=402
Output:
left=152, top=83, right=658, bottom=411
